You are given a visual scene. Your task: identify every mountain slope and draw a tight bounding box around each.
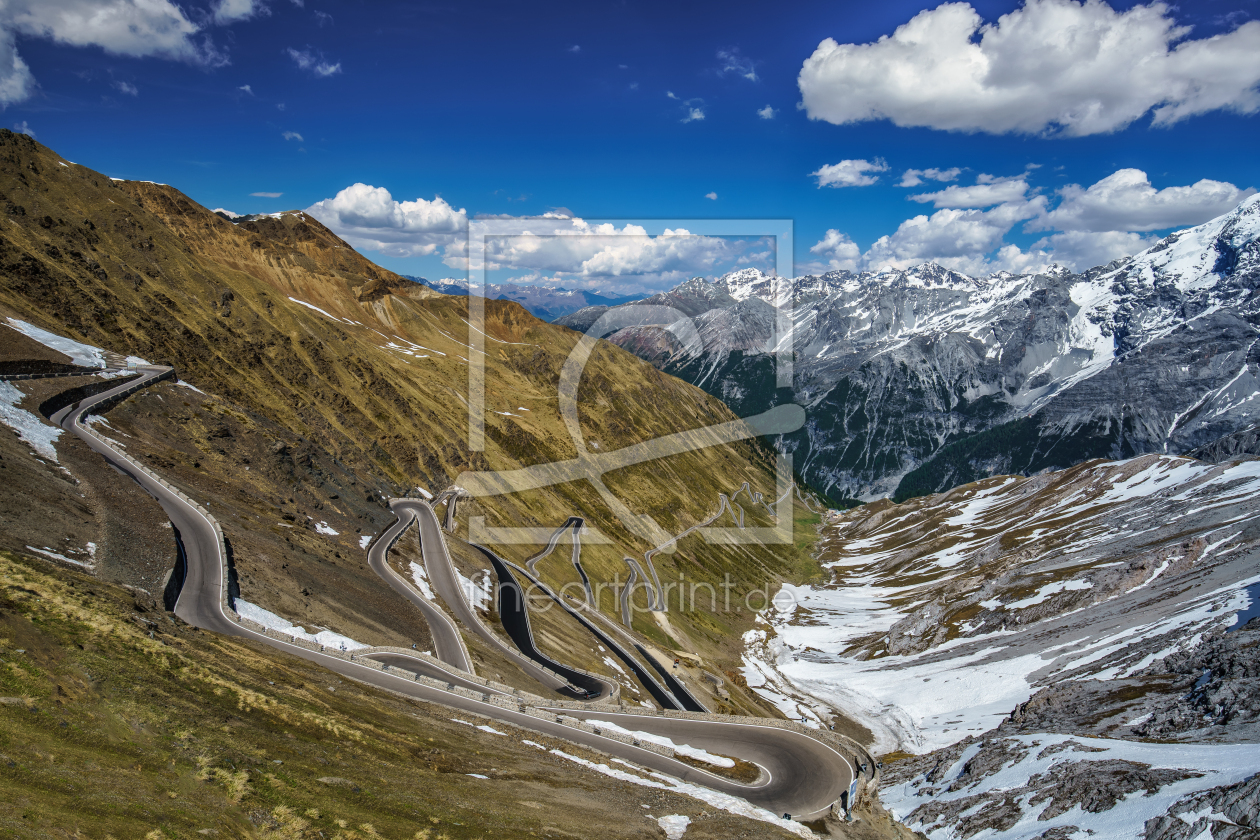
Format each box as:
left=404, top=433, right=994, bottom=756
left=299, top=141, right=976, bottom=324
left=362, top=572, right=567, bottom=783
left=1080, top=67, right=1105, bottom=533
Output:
left=0, top=129, right=818, bottom=713
left=0, top=549, right=805, bottom=840
left=566, top=200, right=1260, bottom=501
left=741, top=451, right=1260, bottom=840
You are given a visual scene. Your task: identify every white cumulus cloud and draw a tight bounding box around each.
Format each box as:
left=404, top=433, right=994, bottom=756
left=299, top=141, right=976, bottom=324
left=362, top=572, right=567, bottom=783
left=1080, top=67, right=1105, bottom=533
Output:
left=682, top=107, right=705, bottom=122
left=287, top=47, right=341, bottom=77
left=757, top=104, right=777, bottom=119
left=807, top=229, right=861, bottom=272
left=899, top=167, right=962, bottom=187
left=811, top=158, right=888, bottom=188
left=474, top=222, right=743, bottom=285
left=805, top=164, right=1257, bottom=276
left=798, top=0, right=1260, bottom=137
left=112, top=79, right=137, bottom=96
left=444, top=216, right=773, bottom=293
left=281, top=130, right=303, bottom=141
left=705, top=192, right=717, bottom=200
left=306, top=184, right=467, bottom=258
left=1031, top=229, right=1159, bottom=268
left=1037, top=168, right=1257, bottom=232
left=910, top=177, right=1031, bottom=208
left=213, top=0, right=267, bottom=24
left=864, top=200, right=1044, bottom=268
left=0, top=0, right=227, bottom=106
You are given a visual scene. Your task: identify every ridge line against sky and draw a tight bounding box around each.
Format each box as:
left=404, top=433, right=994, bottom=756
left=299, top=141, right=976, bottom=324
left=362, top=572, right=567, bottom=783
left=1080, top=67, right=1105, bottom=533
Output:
left=7, top=0, right=1260, bottom=294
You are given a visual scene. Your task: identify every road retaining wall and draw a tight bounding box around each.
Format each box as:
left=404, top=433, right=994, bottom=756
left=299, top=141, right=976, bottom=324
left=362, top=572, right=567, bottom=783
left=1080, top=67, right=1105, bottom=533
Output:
left=0, top=369, right=104, bottom=381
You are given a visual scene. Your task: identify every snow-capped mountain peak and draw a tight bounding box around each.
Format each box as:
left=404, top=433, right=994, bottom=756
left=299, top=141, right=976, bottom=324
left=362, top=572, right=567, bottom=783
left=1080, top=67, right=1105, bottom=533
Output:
left=593, top=194, right=1260, bottom=502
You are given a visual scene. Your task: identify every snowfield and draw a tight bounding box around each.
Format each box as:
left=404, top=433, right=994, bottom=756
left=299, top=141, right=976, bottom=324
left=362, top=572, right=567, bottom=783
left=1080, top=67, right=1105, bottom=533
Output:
left=0, top=380, right=63, bottom=461
left=883, top=735, right=1260, bottom=840
left=582, top=719, right=736, bottom=768
left=5, top=317, right=107, bottom=368
left=745, top=454, right=1260, bottom=755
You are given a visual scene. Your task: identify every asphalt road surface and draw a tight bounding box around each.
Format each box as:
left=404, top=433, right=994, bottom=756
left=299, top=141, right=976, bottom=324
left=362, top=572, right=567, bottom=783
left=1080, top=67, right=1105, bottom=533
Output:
left=388, top=500, right=616, bottom=700
left=365, top=504, right=473, bottom=671
left=481, top=543, right=690, bottom=711
left=482, top=547, right=614, bottom=700
left=51, top=367, right=855, bottom=821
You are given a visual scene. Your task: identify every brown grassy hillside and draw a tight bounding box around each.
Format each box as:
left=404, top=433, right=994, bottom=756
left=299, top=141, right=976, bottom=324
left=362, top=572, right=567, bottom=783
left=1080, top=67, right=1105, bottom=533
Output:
left=0, top=550, right=806, bottom=839
left=0, top=128, right=819, bottom=710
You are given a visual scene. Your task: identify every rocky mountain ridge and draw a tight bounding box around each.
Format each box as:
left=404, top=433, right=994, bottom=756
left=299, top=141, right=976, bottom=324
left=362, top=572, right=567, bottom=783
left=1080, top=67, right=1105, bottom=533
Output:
left=559, top=197, right=1260, bottom=501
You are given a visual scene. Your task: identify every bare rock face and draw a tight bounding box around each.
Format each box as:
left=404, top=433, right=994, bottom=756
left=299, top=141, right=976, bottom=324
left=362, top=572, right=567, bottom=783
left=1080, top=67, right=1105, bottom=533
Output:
left=1145, top=772, right=1260, bottom=840
left=585, top=196, right=1260, bottom=502
left=1189, top=423, right=1260, bottom=464
left=886, top=738, right=1201, bottom=840
left=1134, top=620, right=1260, bottom=740
left=999, top=620, right=1260, bottom=742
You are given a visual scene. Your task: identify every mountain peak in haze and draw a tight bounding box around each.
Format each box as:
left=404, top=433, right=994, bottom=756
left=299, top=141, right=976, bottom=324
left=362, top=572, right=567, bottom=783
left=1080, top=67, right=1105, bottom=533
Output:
left=410, top=276, right=646, bottom=320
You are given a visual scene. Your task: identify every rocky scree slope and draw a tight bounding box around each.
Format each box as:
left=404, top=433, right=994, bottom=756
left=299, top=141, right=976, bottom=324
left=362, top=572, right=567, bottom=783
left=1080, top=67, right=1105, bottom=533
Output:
left=875, top=621, right=1260, bottom=840
left=741, top=451, right=1260, bottom=840
left=0, top=129, right=814, bottom=703
left=740, top=453, right=1260, bottom=840
left=746, top=453, right=1260, bottom=752
left=560, top=197, right=1260, bottom=502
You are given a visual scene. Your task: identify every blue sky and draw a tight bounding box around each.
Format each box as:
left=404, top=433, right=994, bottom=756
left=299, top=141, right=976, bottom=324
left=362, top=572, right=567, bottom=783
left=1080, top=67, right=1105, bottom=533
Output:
left=7, top=0, right=1260, bottom=293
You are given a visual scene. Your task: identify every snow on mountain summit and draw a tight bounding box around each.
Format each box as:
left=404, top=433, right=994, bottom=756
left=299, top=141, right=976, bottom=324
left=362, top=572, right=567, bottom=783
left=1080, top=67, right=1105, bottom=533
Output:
left=1109, top=190, right=1260, bottom=297
left=597, top=195, right=1260, bottom=501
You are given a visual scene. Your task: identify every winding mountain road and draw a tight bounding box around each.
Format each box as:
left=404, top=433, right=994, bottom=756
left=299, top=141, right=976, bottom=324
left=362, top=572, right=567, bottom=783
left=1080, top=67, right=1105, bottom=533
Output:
left=476, top=542, right=685, bottom=709
left=509, top=516, right=713, bottom=709
left=47, top=366, right=856, bottom=822
left=365, top=503, right=473, bottom=671
left=481, top=549, right=614, bottom=700
left=525, top=517, right=594, bottom=604
left=384, top=499, right=615, bottom=700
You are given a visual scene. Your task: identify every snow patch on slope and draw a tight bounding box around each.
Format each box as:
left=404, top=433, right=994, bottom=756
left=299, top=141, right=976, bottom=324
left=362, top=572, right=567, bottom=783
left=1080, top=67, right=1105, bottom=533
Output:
left=408, top=561, right=435, bottom=600
left=234, top=599, right=366, bottom=650
left=5, top=318, right=107, bottom=368
left=884, top=734, right=1260, bottom=840
left=545, top=749, right=812, bottom=838
left=583, top=719, right=735, bottom=768
left=0, top=380, right=62, bottom=461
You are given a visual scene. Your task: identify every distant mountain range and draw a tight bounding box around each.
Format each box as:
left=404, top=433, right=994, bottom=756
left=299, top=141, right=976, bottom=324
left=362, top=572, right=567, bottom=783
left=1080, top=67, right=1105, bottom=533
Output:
left=558, top=195, right=1260, bottom=502
left=406, top=276, right=644, bottom=321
